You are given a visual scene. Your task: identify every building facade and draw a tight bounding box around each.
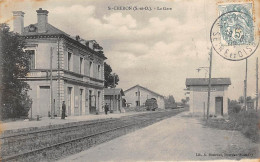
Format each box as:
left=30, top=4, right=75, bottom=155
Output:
left=104, top=88, right=124, bottom=112
left=124, top=85, right=165, bottom=109
left=185, top=78, right=231, bottom=116
left=13, top=8, right=106, bottom=117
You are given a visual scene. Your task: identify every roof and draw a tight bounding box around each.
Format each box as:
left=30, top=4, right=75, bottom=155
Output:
left=186, top=78, right=231, bottom=86
left=124, top=85, right=164, bottom=98
left=104, top=88, right=124, bottom=96
left=23, top=23, right=69, bottom=36
left=22, top=23, right=107, bottom=59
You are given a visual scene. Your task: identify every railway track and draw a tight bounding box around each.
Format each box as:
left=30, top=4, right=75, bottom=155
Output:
left=0, top=109, right=185, bottom=162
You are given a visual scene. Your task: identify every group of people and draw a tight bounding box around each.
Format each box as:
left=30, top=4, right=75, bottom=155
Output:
left=60, top=102, right=111, bottom=120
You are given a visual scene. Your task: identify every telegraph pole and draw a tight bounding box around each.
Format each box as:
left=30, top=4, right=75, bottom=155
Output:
left=113, top=73, right=116, bottom=112
left=207, top=47, right=212, bottom=120
left=256, top=57, right=258, bottom=111
left=57, top=38, right=61, bottom=116
left=50, top=47, right=54, bottom=119
left=244, top=58, right=248, bottom=110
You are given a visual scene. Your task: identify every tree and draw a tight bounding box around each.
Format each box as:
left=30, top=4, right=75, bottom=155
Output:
left=246, top=96, right=252, bottom=101
left=228, top=99, right=241, bottom=114
left=238, top=96, right=253, bottom=104
left=181, top=99, right=187, bottom=105
left=168, top=95, right=175, bottom=104
left=104, top=62, right=119, bottom=88
left=0, top=23, right=32, bottom=120
left=238, top=96, right=244, bottom=104
left=164, top=95, right=176, bottom=109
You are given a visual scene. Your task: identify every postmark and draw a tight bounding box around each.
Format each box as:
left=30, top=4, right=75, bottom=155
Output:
left=210, top=3, right=259, bottom=61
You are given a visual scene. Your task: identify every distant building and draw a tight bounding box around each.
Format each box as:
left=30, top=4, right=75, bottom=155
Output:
left=185, top=78, right=231, bottom=116
left=13, top=8, right=106, bottom=117
left=124, top=85, right=165, bottom=109
left=104, top=88, right=124, bottom=112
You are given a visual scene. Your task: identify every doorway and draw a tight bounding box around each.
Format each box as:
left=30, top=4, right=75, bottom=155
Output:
left=97, top=91, right=101, bottom=112
left=67, top=87, right=72, bottom=116
left=89, top=90, right=96, bottom=114
left=39, top=86, right=50, bottom=117
left=79, top=89, right=83, bottom=115
left=215, top=97, right=223, bottom=116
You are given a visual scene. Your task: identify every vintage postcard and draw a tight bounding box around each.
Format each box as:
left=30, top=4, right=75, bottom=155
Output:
left=0, top=0, right=259, bottom=161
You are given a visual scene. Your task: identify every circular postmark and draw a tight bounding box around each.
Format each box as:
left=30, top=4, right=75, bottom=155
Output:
left=210, top=11, right=259, bottom=61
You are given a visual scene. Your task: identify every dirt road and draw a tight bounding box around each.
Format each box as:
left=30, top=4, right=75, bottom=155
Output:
left=58, top=112, right=258, bottom=162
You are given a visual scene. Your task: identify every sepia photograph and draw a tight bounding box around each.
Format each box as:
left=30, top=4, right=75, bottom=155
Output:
left=0, top=0, right=259, bottom=161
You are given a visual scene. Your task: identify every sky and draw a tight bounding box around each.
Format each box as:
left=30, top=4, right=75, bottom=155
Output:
left=0, top=0, right=259, bottom=101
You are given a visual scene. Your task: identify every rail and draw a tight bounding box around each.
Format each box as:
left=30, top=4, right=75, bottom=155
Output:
left=0, top=109, right=185, bottom=162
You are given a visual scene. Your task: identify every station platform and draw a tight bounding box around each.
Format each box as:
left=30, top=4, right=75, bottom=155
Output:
left=0, top=111, right=150, bottom=131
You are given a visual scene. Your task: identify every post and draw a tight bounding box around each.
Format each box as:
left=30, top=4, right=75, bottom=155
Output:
left=57, top=37, right=60, bottom=116
left=113, top=73, right=116, bottom=112
left=138, top=88, right=140, bottom=107
left=256, top=57, right=258, bottom=111
left=30, top=104, right=33, bottom=120
left=244, top=58, right=248, bottom=110
left=203, top=102, right=205, bottom=119
left=50, top=47, right=54, bottom=119
left=207, top=47, right=212, bottom=120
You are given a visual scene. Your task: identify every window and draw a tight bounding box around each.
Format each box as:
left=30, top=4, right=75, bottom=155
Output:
left=89, top=61, right=93, bottom=77
left=26, top=50, right=35, bottom=69
left=80, top=57, right=83, bottom=74
left=68, top=52, right=72, bottom=71
left=97, top=64, right=101, bottom=79
left=135, top=91, right=140, bottom=96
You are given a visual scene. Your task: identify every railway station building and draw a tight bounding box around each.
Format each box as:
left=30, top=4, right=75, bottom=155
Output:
left=185, top=78, right=231, bottom=116
left=124, top=85, right=165, bottom=109
left=13, top=8, right=106, bottom=117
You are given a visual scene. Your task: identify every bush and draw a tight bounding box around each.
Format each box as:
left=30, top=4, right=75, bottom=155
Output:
left=229, top=110, right=259, bottom=142
left=228, top=100, right=241, bottom=114
left=226, top=110, right=259, bottom=142
left=205, top=110, right=259, bottom=142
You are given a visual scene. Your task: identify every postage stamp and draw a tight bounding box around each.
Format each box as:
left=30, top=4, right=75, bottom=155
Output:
left=210, top=2, right=259, bottom=61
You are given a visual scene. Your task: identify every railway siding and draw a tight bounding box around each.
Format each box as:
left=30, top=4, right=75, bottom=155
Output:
left=0, top=109, right=185, bottom=162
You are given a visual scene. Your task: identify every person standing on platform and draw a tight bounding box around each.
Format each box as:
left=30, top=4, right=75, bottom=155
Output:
left=105, top=103, right=109, bottom=115
left=61, top=101, right=66, bottom=119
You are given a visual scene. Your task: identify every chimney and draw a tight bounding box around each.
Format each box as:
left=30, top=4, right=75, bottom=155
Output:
left=13, top=11, right=25, bottom=34
left=36, top=8, right=48, bottom=33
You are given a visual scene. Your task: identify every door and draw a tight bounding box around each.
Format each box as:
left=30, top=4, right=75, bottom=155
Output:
left=97, top=91, right=101, bottom=112
left=118, top=95, right=121, bottom=111
left=215, top=97, right=223, bottom=116
left=67, top=87, right=72, bottom=116
left=39, top=86, right=50, bottom=117
left=80, top=89, right=83, bottom=115
left=89, top=90, right=96, bottom=114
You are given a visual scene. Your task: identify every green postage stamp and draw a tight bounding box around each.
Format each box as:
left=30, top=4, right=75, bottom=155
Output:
left=211, top=2, right=259, bottom=61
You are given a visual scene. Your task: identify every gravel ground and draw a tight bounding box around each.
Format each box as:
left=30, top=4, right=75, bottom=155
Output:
left=1, top=111, right=149, bottom=131
left=58, top=111, right=259, bottom=162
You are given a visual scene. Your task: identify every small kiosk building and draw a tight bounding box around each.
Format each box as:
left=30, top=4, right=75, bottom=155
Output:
left=185, top=78, right=231, bottom=116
